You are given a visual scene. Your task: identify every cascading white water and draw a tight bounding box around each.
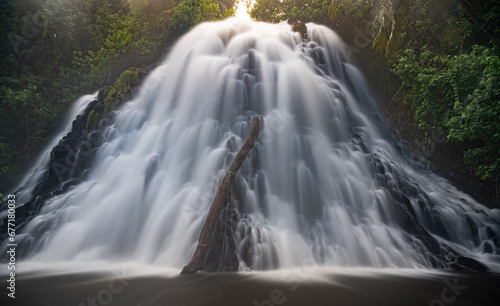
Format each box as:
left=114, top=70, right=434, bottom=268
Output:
left=7, top=93, right=97, bottom=206
left=10, top=19, right=500, bottom=271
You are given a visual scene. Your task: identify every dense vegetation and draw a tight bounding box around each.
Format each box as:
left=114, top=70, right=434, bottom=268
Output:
left=0, top=0, right=235, bottom=196
left=1, top=0, right=499, bottom=205
left=250, top=0, right=500, bottom=205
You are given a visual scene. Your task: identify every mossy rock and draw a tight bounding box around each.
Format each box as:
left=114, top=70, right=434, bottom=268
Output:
left=291, top=21, right=307, bottom=38
left=86, top=110, right=97, bottom=130
left=104, top=68, right=141, bottom=114
left=85, top=67, right=147, bottom=131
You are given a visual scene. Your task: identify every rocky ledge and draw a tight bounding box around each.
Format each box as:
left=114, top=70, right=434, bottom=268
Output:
left=0, top=65, right=154, bottom=246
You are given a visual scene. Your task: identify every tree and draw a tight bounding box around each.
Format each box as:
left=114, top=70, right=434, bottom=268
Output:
left=0, top=0, right=235, bottom=193
left=446, top=48, right=500, bottom=179
left=250, top=0, right=331, bottom=24
left=168, top=0, right=220, bottom=38
left=394, top=46, right=500, bottom=179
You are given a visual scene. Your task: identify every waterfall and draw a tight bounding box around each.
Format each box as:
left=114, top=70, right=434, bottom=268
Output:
left=9, top=93, right=97, bottom=207
left=4, top=19, right=500, bottom=271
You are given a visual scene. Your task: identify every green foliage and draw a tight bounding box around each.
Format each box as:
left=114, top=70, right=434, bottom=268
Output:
left=104, top=69, right=140, bottom=114
left=368, top=1, right=467, bottom=56
left=446, top=48, right=500, bottom=178
left=84, top=68, right=141, bottom=131
left=0, top=135, right=16, bottom=191
left=327, top=0, right=500, bottom=182
left=248, top=0, right=500, bottom=182
left=168, top=0, right=220, bottom=38
left=126, top=0, right=176, bottom=14
left=394, top=46, right=500, bottom=178
left=222, top=7, right=236, bottom=18
left=250, top=0, right=331, bottom=24
left=86, top=110, right=97, bottom=130
left=0, top=0, right=233, bottom=192
left=0, top=71, right=53, bottom=151
left=249, top=0, right=285, bottom=22
left=74, top=1, right=158, bottom=86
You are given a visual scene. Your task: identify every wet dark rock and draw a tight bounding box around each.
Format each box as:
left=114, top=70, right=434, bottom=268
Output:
left=369, top=149, right=494, bottom=272
left=85, top=67, right=148, bottom=130
left=291, top=20, right=308, bottom=39
left=0, top=64, right=154, bottom=243
left=451, top=255, right=488, bottom=272
left=144, top=155, right=159, bottom=190
left=247, top=49, right=257, bottom=71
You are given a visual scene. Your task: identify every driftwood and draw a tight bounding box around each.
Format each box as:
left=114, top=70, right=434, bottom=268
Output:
left=181, top=116, right=263, bottom=274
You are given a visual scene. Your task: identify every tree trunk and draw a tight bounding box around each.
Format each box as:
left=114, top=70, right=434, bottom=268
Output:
left=181, top=116, right=264, bottom=274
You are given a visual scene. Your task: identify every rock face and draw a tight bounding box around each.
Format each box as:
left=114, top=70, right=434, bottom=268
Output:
left=0, top=65, right=153, bottom=245
left=362, top=133, right=490, bottom=272
left=86, top=67, right=150, bottom=130
left=290, top=20, right=308, bottom=39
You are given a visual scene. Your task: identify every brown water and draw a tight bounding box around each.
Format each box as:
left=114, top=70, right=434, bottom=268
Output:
left=2, top=264, right=498, bottom=306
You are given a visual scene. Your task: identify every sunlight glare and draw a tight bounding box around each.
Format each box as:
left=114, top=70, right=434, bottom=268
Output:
left=234, top=0, right=253, bottom=20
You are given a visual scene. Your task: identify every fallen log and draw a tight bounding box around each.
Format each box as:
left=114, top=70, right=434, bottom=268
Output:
left=181, top=116, right=263, bottom=274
